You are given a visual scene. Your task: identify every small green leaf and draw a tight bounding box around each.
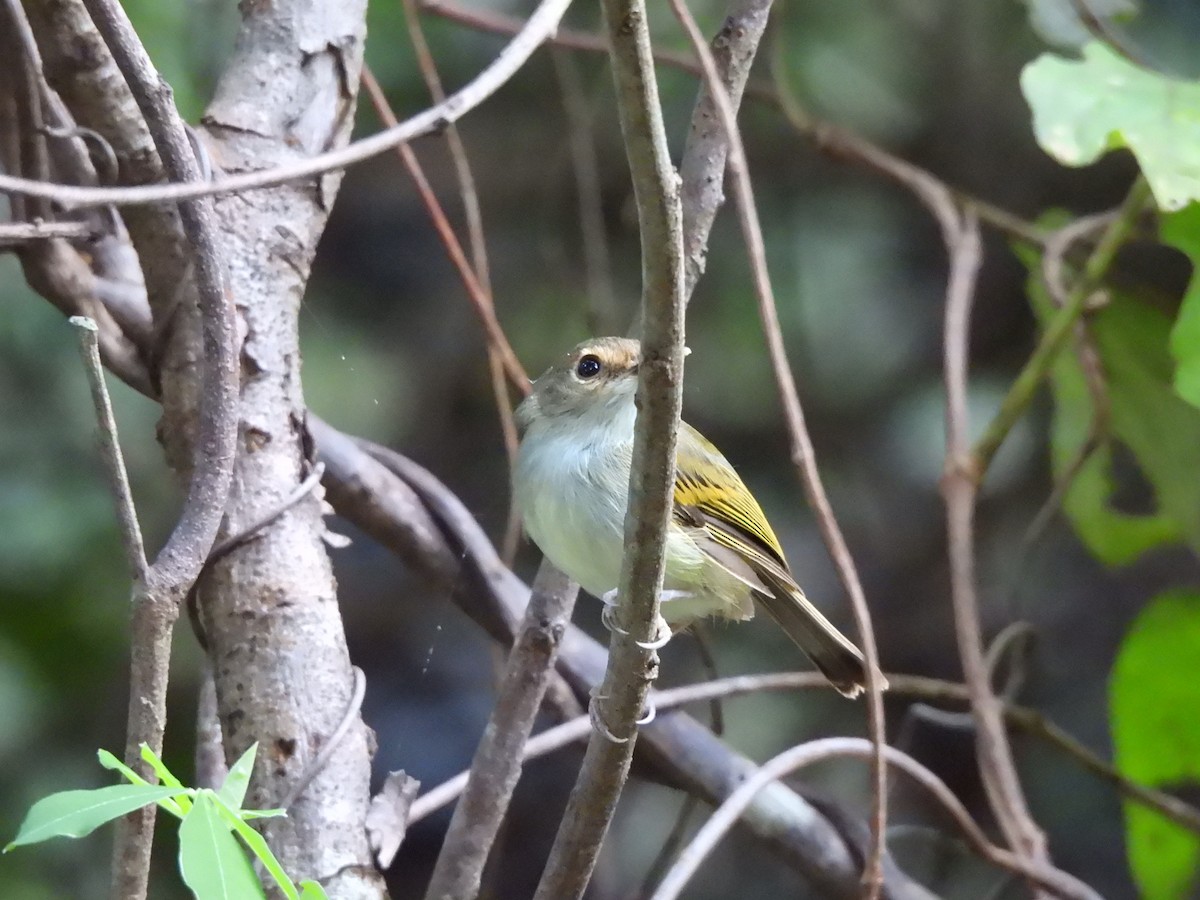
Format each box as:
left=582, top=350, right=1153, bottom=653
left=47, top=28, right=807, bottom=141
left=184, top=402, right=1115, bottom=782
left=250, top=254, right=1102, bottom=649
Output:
left=299, top=880, right=330, bottom=899
left=218, top=743, right=258, bottom=812
left=97, top=749, right=187, bottom=818
left=98, top=749, right=149, bottom=786
left=1161, top=203, right=1200, bottom=408
left=6, top=784, right=181, bottom=850
left=209, top=792, right=298, bottom=900
left=1022, top=43, right=1200, bottom=210
left=141, top=743, right=186, bottom=791
left=239, top=808, right=286, bottom=820
left=1111, top=591, right=1200, bottom=899
left=178, top=793, right=264, bottom=900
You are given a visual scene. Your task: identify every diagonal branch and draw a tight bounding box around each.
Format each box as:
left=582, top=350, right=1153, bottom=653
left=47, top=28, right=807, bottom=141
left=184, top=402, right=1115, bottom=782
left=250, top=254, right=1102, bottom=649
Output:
left=667, top=0, right=889, bottom=894
left=423, top=564, right=579, bottom=898
left=0, top=0, right=576, bottom=210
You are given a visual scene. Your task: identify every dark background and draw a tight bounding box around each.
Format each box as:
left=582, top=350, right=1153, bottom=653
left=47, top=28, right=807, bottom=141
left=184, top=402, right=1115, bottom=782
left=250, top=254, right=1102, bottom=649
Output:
left=1, top=0, right=1196, bottom=897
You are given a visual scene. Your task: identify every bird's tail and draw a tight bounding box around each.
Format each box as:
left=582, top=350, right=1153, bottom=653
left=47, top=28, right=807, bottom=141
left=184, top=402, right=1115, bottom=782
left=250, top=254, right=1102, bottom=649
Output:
left=755, top=577, right=883, bottom=699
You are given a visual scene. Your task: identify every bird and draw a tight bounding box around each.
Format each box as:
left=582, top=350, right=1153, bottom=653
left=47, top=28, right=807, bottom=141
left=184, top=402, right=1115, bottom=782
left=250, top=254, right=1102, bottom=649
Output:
left=513, top=336, right=875, bottom=698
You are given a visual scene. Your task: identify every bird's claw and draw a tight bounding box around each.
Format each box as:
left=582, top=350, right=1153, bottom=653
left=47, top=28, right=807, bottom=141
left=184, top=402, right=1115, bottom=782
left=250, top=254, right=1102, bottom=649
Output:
left=600, top=589, right=629, bottom=636
left=635, top=613, right=672, bottom=650
left=636, top=697, right=657, bottom=726
left=588, top=688, right=629, bottom=744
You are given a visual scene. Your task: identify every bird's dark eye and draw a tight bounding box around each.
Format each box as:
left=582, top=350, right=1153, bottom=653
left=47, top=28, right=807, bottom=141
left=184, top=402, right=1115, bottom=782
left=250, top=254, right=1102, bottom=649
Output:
left=576, top=354, right=603, bottom=379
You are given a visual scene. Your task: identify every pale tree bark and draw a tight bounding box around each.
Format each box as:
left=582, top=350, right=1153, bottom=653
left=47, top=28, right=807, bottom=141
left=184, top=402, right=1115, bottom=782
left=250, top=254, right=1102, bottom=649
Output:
left=188, top=0, right=384, bottom=895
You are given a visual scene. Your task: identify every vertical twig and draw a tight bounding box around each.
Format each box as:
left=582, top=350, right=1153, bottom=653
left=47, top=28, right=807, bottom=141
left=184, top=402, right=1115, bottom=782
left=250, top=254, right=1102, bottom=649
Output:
left=76, top=1, right=238, bottom=896
left=531, top=0, right=686, bottom=891
left=423, top=565, right=579, bottom=899
left=69, top=316, right=148, bottom=580
left=667, top=1, right=888, bottom=894
left=940, top=209, right=1049, bottom=864
left=677, top=0, right=772, bottom=301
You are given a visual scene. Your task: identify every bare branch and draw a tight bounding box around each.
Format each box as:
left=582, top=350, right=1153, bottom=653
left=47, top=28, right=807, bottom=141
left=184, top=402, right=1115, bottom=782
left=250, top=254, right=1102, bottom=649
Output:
left=423, top=0, right=1050, bottom=249
left=532, top=0, right=686, bottom=890
left=68, top=316, right=148, bottom=580
left=0, top=220, right=97, bottom=247
left=650, top=738, right=1102, bottom=900
left=678, top=0, right=772, bottom=300
left=73, top=2, right=238, bottom=894
left=424, top=565, right=579, bottom=897
left=667, top=1, right=889, bottom=893
left=941, top=207, right=1051, bottom=869
left=0, top=0, right=576, bottom=210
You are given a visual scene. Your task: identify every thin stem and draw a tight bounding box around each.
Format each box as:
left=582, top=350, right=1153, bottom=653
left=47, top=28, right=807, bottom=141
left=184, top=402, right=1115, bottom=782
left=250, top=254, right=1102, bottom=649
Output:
left=531, top=0, right=686, bottom=891
left=69, top=316, right=148, bottom=579
left=423, top=565, right=578, bottom=899
left=79, top=1, right=238, bottom=895
left=649, top=739, right=1101, bottom=900
left=0, top=0, right=576, bottom=210
left=971, top=178, right=1151, bottom=474
left=668, top=1, right=888, bottom=894
left=359, top=67, right=528, bottom=395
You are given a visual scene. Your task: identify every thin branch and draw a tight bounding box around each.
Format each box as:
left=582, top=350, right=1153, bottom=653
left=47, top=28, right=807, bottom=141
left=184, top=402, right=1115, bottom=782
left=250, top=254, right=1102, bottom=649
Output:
left=0, top=219, right=97, bottom=247
left=408, top=670, right=1200, bottom=839
left=649, top=738, right=1102, bottom=900
left=359, top=67, right=528, bottom=395
left=667, top=1, right=888, bottom=894
left=78, top=1, right=238, bottom=895
left=532, top=0, right=686, bottom=892
left=423, top=0, right=1050, bottom=250
left=971, top=179, right=1151, bottom=475
left=69, top=316, right=148, bottom=579
left=278, top=667, right=368, bottom=811
left=0, top=0, right=576, bottom=210
left=423, top=565, right=579, bottom=897
left=942, top=207, right=1050, bottom=867
left=677, top=0, right=772, bottom=301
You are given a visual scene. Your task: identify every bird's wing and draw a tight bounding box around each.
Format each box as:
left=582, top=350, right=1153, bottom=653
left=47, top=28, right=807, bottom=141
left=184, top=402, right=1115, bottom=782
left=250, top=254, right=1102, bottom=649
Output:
left=672, top=422, right=789, bottom=574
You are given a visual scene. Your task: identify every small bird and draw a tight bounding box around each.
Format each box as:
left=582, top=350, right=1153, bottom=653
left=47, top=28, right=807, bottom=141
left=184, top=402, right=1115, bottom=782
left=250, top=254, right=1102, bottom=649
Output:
left=514, top=337, right=874, bottom=698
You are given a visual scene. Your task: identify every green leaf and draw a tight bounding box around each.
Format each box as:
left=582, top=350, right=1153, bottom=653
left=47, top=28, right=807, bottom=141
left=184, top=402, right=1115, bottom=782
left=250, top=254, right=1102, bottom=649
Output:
left=141, top=743, right=186, bottom=791
left=98, top=748, right=186, bottom=818
left=217, top=742, right=258, bottom=812
left=1161, top=203, right=1200, bottom=408
left=6, top=784, right=181, bottom=850
left=209, top=792, right=298, bottom=900
left=1021, top=43, right=1200, bottom=211
left=1111, top=591, right=1200, bottom=899
left=178, top=793, right=264, bottom=900
left=299, top=881, right=330, bottom=899
left=1022, top=242, right=1200, bottom=563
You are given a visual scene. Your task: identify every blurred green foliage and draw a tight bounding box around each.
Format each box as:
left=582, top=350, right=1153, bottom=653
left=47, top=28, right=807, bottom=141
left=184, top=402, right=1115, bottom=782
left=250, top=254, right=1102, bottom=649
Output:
left=1110, top=590, right=1200, bottom=900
